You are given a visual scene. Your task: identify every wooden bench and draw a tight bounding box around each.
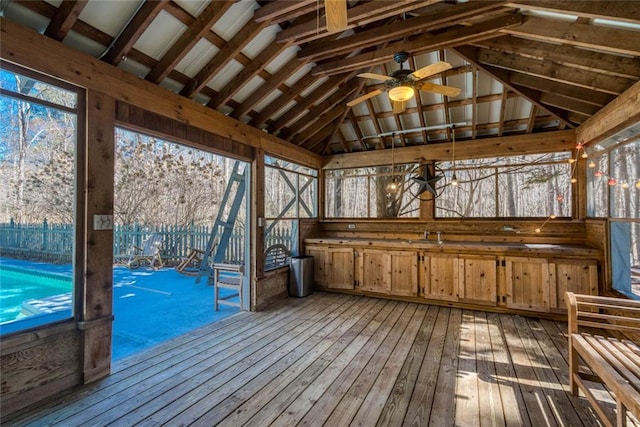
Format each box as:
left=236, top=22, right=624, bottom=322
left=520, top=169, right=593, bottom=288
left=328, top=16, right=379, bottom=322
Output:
left=566, top=292, right=640, bottom=427
left=213, top=263, right=244, bottom=311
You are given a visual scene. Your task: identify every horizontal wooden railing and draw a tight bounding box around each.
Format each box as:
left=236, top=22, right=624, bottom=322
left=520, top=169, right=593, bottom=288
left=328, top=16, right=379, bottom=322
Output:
left=0, top=220, right=293, bottom=264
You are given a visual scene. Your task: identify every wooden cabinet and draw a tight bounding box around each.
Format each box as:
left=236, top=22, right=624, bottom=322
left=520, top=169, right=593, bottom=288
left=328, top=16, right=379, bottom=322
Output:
left=305, top=240, right=600, bottom=314
left=549, top=258, right=598, bottom=313
left=421, top=254, right=459, bottom=301
left=420, top=254, right=497, bottom=306
left=357, top=249, right=418, bottom=296
left=305, top=245, right=354, bottom=290
left=505, top=257, right=599, bottom=313
left=459, top=255, right=497, bottom=306
left=505, top=257, right=550, bottom=312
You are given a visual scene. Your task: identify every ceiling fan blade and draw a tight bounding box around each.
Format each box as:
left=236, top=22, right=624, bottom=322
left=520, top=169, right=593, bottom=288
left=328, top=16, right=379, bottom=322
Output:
left=392, top=100, right=406, bottom=115
left=346, top=88, right=384, bottom=107
left=420, top=82, right=461, bottom=97
left=325, top=0, right=348, bottom=33
left=357, top=72, right=393, bottom=81
left=409, top=61, right=453, bottom=81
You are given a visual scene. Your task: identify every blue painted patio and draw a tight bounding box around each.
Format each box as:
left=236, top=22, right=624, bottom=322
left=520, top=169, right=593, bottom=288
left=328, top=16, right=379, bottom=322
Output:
left=0, top=258, right=238, bottom=361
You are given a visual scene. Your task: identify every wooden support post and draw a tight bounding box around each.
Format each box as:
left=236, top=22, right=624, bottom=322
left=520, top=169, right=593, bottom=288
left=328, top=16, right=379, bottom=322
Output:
left=82, top=90, right=115, bottom=383
left=251, top=148, right=266, bottom=311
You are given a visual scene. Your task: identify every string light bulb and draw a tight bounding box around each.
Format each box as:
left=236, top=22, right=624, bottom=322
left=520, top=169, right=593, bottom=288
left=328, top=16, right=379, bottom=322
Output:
left=608, top=178, right=617, bottom=186
left=588, top=160, right=596, bottom=168
left=636, top=180, right=640, bottom=189
left=581, top=152, right=588, bottom=159
left=571, top=178, right=577, bottom=183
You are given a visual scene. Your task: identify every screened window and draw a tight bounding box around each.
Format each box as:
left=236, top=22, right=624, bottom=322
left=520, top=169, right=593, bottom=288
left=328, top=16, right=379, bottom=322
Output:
left=0, top=62, right=82, bottom=335
left=436, top=153, right=572, bottom=218
left=264, top=156, right=318, bottom=255
left=325, top=165, right=420, bottom=218
left=586, top=124, right=640, bottom=298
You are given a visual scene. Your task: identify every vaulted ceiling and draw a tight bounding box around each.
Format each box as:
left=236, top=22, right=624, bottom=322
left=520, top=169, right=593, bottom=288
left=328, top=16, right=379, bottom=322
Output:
left=3, top=0, right=639, bottom=156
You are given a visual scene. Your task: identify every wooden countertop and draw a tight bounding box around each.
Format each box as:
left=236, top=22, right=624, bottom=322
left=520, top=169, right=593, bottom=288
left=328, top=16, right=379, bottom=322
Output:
left=304, top=238, right=602, bottom=258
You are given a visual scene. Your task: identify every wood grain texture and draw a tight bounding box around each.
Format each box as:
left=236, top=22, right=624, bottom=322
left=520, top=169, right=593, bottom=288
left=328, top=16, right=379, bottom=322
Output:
left=3, top=293, right=605, bottom=426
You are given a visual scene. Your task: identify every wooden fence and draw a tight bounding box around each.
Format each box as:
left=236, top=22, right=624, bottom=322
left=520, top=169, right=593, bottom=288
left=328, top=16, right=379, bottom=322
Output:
left=0, top=220, right=293, bottom=264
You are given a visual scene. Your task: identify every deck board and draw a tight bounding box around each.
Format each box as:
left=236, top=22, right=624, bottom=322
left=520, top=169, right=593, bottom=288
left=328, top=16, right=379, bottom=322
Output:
left=3, top=292, right=604, bottom=426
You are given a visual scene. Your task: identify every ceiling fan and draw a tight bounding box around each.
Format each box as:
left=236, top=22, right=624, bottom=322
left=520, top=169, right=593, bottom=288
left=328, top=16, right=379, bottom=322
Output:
left=347, top=52, right=462, bottom=114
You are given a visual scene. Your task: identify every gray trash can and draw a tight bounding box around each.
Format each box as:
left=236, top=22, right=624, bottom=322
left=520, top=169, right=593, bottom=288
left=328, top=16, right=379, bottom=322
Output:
left=289, top=255, right=314, bottom=297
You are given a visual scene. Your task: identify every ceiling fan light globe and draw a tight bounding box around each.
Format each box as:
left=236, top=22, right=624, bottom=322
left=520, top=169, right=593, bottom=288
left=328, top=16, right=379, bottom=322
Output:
left=388, top=86, right=414, bottom=102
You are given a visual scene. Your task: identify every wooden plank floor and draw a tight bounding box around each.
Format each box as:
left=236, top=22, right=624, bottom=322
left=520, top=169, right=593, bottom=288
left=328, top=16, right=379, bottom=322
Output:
left=4, top=292, right=606, bottom=426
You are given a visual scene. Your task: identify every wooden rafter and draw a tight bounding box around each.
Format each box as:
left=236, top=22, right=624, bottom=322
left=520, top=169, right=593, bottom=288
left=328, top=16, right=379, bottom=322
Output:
left=102, top=0, right=169, bottom=65
left=526, top=105, right=538, bottom=133
left=43, top=0, right=87, bottom=41
left=297, top=1, right=508, bottom=62
left=231, top=57, right=310, bottom=120
left=347, top=110, right=367, bottom=151
left=250, top=73, right=318, bottom=128
left=475, top=36, right=640, bottom=80
left=269, top=73, right=354, bottom=134
left=454, top=46, right=576, bottom=128
left=477, top=48, right=635, bottom=95
left=313, top=14, right=523, bottom=76
left=506, top=1, right=640, bottom=25
left=180, top=19, right=269, bottom=98
left=287, top=81, right=360, bottom=142
left=509, top=73, right=615, bottom=107
left=497, top=87, right=508, bottom=136
left=208, top=39, right=294, bottom=109
left=254, top=0, right=317, bottom=24
left=504, top=17, right=640, bottom=57
left=146, top=1, right=233, bottom=84
left=276, top=0, right=440, bottom=44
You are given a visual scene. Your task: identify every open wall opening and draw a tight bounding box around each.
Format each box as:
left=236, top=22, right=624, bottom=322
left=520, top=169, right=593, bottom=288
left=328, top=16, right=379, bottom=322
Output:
left=111, top=127, right=249, bottom=360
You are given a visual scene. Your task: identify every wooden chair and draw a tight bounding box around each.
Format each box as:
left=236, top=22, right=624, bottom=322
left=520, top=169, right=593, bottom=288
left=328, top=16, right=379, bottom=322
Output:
left=175, top=248, right=204, bottom=276
left=126, top=233, right=164, bottom=269
left=213, top=263, right=244, bottom=310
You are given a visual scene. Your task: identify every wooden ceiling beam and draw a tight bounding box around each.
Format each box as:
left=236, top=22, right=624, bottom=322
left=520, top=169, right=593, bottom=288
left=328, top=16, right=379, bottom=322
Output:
left=526, top=105, right=537, bottom=134
left=508, top=72, right=615, bottom=107
left=323, top=130, right=575, bottom=168
left=102, top=0, right=169, bottom=65
left=475, top=36, right=640, bottom=80
left=497, top=87, right=508, bottom=136
left=293, top=102, right=351, bottom=146
left=146, top=1, right=233, bottom=84
left=313, top=14, right=523, bottom=76
left=504, top=17, right=640, bottom=57
left=298, top=1, right=507, bottom=62
left=254, top=0, right=317, bottom=25
left=276, top=0, right=439, bottom=44
left=454, top=45, right=575, bottom=128
left=43, top=0, right=87, bottom=41
left=180, top=19, right=269, bottom=98
left=539, top=93, right=600, bottom=117
left=231, top=57, right=310, bottom=120
left=269, top=73, right=354, bottom=134
left=249, top=73, right=318, bottom=128
left=208, top=39, right=294, bottom=109
left=347, top=110, right=367, bottom=151
left=285, top=81, right=360, bottom=139
left=477, top=48, right=634, bottom=95
left=506, top=1, right=640, bottom=25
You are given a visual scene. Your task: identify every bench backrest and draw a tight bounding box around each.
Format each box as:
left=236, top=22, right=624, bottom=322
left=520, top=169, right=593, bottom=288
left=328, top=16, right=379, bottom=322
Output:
left=565, top=292, right=640, bottom=339
left=265, top=244, right=290, bottom=271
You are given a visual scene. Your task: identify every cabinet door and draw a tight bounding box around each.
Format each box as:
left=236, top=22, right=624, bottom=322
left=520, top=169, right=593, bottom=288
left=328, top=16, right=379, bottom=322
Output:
left=305, top=245, right=328, bottom=287
left=549, top=258, right=598, bottom=312
left=359, top=249, right=388, bottom=294
left=460, top=255, right=497, bottom=306
left=422, top=254, right=460, bottom=301
left=327, top=248, right=355, bottom=290
left=388, top=250, right=419, bottom=296
left=505, top=257, right=550, bottom=312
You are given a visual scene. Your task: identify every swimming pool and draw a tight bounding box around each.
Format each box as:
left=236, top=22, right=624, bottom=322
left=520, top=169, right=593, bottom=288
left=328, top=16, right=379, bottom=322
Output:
left=0, top=264, right=72, bottom=323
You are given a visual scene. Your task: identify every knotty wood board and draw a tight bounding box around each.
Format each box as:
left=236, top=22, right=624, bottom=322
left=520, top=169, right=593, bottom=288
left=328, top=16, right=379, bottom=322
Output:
left=4, top=293, right=604, bottom=427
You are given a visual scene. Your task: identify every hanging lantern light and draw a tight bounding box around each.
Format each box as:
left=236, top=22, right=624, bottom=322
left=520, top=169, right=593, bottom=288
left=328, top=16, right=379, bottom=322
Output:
left=450, top=125, right=458, bottom=186
left=386, top=135, right=399, bottom=194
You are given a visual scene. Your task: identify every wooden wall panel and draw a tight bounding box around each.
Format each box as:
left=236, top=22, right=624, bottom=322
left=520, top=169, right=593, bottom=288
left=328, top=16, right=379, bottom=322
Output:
left=252, top=268, right=289, bottom=311
left=0, top=327, right=80, bottom=414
